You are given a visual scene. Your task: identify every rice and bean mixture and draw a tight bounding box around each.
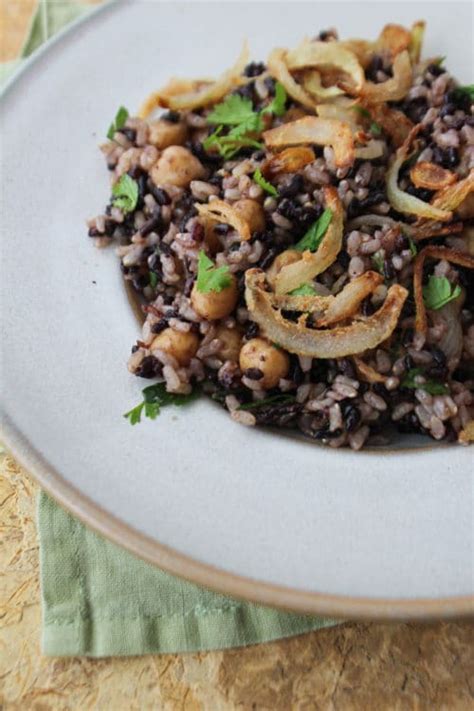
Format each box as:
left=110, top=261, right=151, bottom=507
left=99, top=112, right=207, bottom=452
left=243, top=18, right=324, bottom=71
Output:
left=88, top=23, right=474, bottom=449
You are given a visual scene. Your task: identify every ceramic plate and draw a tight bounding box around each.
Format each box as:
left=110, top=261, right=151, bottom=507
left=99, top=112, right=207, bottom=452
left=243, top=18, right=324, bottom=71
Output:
left=1, top=0, right=473, bottom=619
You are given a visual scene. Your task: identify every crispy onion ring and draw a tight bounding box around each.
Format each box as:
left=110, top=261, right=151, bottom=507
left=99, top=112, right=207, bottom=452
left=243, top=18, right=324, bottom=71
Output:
left=353, top=357, right=388, bottom=383
left=410, top=162, right=457, bottom=190
left=286, top=40, right=364, bottom=92
left=361, top=50, right=412, bottom=103
left=139, top=43, right=248, bottom=115
left=376, top=24, right=411, bottom=58
left=245, top=269, right=408, bottom=358
left=196, top=200, right=252, bottom=241
left=302, top=70, right=345, bottom=101
left=267, top=48, right=315, bottom=109
left=413, top=246, right=474, bottom=334
left=274, top=187, right=344, bottom=295
left=261, top=146, right=315, bottom=179
left=408, top=21, right=426, bottom=65
left=363, top=102, right=414, bottom=147
left=263, top=116, right=354, bottom=169
left=387, top=126, right=453, bottom=221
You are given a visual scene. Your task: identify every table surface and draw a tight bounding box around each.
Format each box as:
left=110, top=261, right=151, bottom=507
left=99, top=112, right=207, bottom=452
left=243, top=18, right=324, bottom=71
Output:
left=1, top=3, right=473, bottom=709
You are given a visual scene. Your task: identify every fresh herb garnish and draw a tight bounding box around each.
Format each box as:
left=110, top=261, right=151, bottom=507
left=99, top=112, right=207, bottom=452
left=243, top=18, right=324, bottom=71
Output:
left=370, top=121, right=382, bottom=136
left=452, top=84, right=474, bottom=102
left=408, top=237, right=418, bottom=257
left=294, top=208, right=333, bottom=252
left=124, top=383, right=198, bottom=425
left=261, top=81, right=287, bottom=117
left=371, top=252, right=385, bottom=275
left=401, top=368, right=448, bottom=395
left=196, top=250, right=232, bottom=293
left=207, top=94, right=263, bottom=132
left=422, top=275, right=461, bottom=310
left=203, top=126, right=264, bottom=159
left=289, top=283, right=317, bottom=296
left=149, top=272, right=158, bottom=288
left=111, top=174, right=139, bottom=213
left=352, top=106, right=382, bottom=135
left=107, top=105, right=129, bottom=140
left=352, top=105, right=371, bottom=119
left=238, top=394, right=295, bottom=411
left=253, top=167, right=278, bottom=196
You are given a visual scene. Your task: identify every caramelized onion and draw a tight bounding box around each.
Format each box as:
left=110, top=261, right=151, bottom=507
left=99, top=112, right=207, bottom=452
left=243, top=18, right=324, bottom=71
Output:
left=410, top=162, right=457, bottom=190
left=261, top=146, right=315, bottom=179
left=274, top=187, right=344, bottom=294
left=353, top=357, right=388, bottom=383
left=267, top=48, right=315, bottom=109
left=286, top=40, right=364, bottom=92
left=376, top=24, right=411, bottom=58
left=361, top=50, right=412, bottom=102
left=459, top=421, right=474, bottom=445
left=355, top=140, right=385, bottom=160
left=408, top=21, right=426, bottom=65
left=196, top=200, right=252, bottom=241
left=363, top=102, right=413, bottom=147
left=263, top=116, right=354, bottom=169
left=302, top=70, right=345, bottom=101
left=413, top=246, right=474, bottom=334
left=245, top=269, right=408, bottom=358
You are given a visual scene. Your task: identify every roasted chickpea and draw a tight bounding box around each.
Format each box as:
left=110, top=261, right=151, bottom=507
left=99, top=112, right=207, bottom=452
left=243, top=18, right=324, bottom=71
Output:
left=150, top=146, right=205, bottom=188
left=266, top=249, right=301, bottom=288
left=233, top=199, right=266, bottom=234
left=148, top=119, right=188, bottom=149
left=151, top=327, right=199, bottom=366
left=215, top=325, right=243, bottom=362
left=239, top=338, right=289, bottom=389
left=191, top=275, right=239, bottom=320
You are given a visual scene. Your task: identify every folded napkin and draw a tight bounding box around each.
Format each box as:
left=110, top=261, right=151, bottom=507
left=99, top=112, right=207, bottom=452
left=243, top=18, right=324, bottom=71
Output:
left=6, top=0, right=339, bottom=656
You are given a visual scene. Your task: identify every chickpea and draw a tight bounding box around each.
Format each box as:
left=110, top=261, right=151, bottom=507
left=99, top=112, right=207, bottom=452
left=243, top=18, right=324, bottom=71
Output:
left=215, top=325, right=242, bottom=362
left=148, top=119, right=188, bottom=149
left=266, top=249, right=301, bottom=288
left=239, top=338, right=289, bottom=389
left=233, top=198, right=266, bottom=234
left=150, top=146, right=205, bottom=188
left=191, top=274, right=239, bottom=320
left=151, top=327, right=199, bottom=366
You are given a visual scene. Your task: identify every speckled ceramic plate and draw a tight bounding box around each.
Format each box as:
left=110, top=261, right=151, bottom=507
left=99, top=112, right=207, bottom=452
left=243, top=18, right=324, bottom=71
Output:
left=1, top=0, right=473, bottom=619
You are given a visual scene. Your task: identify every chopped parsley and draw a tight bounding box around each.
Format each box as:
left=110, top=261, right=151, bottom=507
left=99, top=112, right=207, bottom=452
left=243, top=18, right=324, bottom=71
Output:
left=352, top=105, right=371, bottom=119
left=261, top=81, right=287, bottom=117
left=149, top=272, right=158, bottom=289
left=401, top=368, right=448, bottom=395
left=253, top=167, right=278, bottom=196
left=452, top=84, right=474, bottom=102
left=370, top=121, right=382, bottom=136
left=238, top=394, right=295, bottom=411
left=289, top=283, right=317, bottom=296
left=352, top=105, right=382, bottom=135
left=203, top=126, right=263, bottom=159
left=371, top=252, right=385, bottom=275
left=408, top=237, right=418, bottom=257
left=107, top=105, right=129, bottom=140
left=207, top=94, right=263, bottom=133
left=294, top=208, right=333, bottom=252
left=111, top=174, right=139, bottom=213
left=422, top=275, right=461, bottom=311
left=196, top=250, right=233, bottom=293
left=124, top=383, right=198, bottom=425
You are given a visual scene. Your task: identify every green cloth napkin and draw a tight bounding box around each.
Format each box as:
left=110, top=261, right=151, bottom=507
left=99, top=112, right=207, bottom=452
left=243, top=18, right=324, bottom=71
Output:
left=6, top=0, right=339, bottom=656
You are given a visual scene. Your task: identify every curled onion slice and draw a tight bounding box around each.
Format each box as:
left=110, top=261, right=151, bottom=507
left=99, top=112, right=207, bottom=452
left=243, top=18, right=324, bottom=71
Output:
left=408, top=21, right=426, bottom=65
left=139, top=43, right=248, bottom=115
left=302, top=70, right=344, bottom=100
left=413, top=246, right=474, bottom=334
left=267, top=48, right=315, bottom=109
left=286, top=40, right=364, bottom=92
left=353, top=357, right=388, bottom=383
left=274, top=187, right=344, bottom=294
left=261, top=146, right=315, bottom=179
left=410, top=162, right=457, bottom=190
left=429, top=170, right=474, bottom=213
left=387, top=126, right=452, bottom=221
left=355, top=140, right=385, bottom=160
left=363, top=102, right=413, bottom=147
left=361, top=50, right=412, bottom=103
left=245, top=269, right=408, bottom=358
left=196, top=200, right=251, bottom=241
left=263, top=116, right=354, bottom=169
left=376, top=24, right=411, bottom=58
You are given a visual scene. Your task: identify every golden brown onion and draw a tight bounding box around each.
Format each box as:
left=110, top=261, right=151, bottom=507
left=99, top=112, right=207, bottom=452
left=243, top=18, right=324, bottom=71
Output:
left=267, top=48, right=315, bottom=109
left=261, top=146, right=316, bottom=179
left=361, top=50, right=412, bottom=102
left=196, top=200, right=252, bottom=241
left=286, top=40, right=364, bottom=92
left=410, top=162, right=457, bottom=190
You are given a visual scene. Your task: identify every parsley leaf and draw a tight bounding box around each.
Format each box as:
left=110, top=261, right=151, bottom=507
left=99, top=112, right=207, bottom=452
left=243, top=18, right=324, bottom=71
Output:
left=112, top=174, right=139, bottom=213
left=370, top=121, right=382, bottom=136
left=261, top=82, right=287, bottom=117
left=203, top=126, right=263, bottom=159
left=408, top=237, right=418, bottom=257
left=238, top=394, right=295, bottom=411
left=352, top=105, right=371, bottom=119
left=422, top=275, right=461, bottom=310
left=149, top=272, right=158, bottom=288
left=452, top=84, right=474, bottom=101
left=401, top=368, right=448, bottom=395
left=196, top=250, right=232, bottom=293
left=371, top=252, right=385, bottom=275
left=107, top=105, right=129, bottom=140
left=352, top=106, right=382, bottom=136
left=294, top=208, right=333, bottom=252
left=207, top=94, right=263, bottom=133
left=124, top=383, right=199, bottom=425
left=253, top=167, right=278, bottom=196
left=289, top=283, right=317, bottom=296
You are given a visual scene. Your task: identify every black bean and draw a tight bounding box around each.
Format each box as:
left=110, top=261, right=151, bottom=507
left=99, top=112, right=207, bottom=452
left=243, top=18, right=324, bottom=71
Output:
left=135, top=355, right=161, bottom=379
left=447, top=88, right=472, bottom=113
left=213, top=223, right=230, bottom=235
left=279, top=174, right=304, bottom=198
left=383, top=258, right=395, bottom=280
left=244, top=61, right=266, bottom=77
left=402, top=328, right=414, bottom=347
left=338, top=358, right=356, bottom=379
left=151, top=318, right=168, bottom=334
left=338, top=251, right=350, bottom=269
left=365, top=54, right=384, bottom=82
left=255, top=401, right=302, bottom=427
left=347, top=190, right=386, bottom=218
left=139, top=209, right=162, bottom=237
left=288, top=356, right=304, bottom=385
left=252, top=149, right=266, bottom=161
left=132, top=274, right=149, bottom=291
left=148, top=183, right=171, bottom=205
left=234, top=83, right=255, bottom=100
left=426, top=63, right=445, bottom=77
left=258, top=246, right=279, bottom=270
left=244, top=368, right=264, bottom=380
left=127, top=166, right=147, bottom=181
left=264, top=76, right=276, bottom=94
left=405, top=184, right=434, bottom=202
left=361, top=297, right=375, bottom=317
left=404, top=354, right=414, bottom=371
left=439, top=103, right=456, bottom=119
left=161, top=110, right=181, bottom=123
left=396, top=412, right=424, bottom=434
left=432, top=145, right=459, bottom=168
left=372, top=383, right=389, bottom=399
left=88, top=227, right=101, bottom=237
left=119, top=127, right=137, bottom=143
left=131, top=344, right=139, bottom=354
left=340, top=400, right=361, bottom=432
left=186, top=140, right=222, bottom=166
left=244, top=321, right=259, bottom=340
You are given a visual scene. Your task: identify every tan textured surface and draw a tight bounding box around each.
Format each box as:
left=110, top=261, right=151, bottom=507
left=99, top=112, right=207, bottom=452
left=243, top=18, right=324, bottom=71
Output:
left=1, top=3, right=474, bottom=708
left=1, top=455, right=474, bottom=709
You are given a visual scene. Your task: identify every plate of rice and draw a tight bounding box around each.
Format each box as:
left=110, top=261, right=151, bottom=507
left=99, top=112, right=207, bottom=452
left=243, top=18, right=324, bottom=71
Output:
left=1, top=0, right=473, bottom=618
